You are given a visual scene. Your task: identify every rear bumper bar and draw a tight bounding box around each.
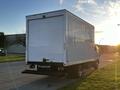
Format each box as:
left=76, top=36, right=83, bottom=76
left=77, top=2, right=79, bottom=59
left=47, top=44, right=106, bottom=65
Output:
left=22, top=69, right=64, bottom=75
left=27, top=61, right=63, bottom=66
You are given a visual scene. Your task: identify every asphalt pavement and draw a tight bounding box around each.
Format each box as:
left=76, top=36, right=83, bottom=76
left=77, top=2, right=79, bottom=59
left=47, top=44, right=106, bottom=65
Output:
left=0, top=61, right=76, bottom=90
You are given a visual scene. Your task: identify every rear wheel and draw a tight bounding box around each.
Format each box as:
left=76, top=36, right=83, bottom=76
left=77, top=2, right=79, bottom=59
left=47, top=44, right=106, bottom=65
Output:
left=65, top=64, right=85, bottom=78
left=93, top=60, right=99, bottom=69
left=65, top=61, right=99, bottom=78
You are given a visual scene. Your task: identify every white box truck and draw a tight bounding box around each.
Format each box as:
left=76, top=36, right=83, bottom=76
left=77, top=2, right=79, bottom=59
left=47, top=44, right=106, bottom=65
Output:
left=23, top=9, right=99, bottom=77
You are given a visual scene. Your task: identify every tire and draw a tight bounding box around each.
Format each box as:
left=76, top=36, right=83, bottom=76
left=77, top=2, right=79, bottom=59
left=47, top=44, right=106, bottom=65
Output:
left=66, top=64, right=84, bottom=78
left=93, top=60, right=99, bottom=69
left=66, top=61, right=99, bottom=78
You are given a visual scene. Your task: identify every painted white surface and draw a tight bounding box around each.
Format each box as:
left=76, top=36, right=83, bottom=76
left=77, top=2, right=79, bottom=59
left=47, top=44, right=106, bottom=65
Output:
left=66, top=12, right=98, bottom=64
left=27, top=10, right=98, bottom=65
left=28, top=15, right=66, bottom=62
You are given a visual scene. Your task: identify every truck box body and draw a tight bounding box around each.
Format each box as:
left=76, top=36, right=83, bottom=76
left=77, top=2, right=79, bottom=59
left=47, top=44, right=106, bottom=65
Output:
left=26, top=9, right=98, bottom=67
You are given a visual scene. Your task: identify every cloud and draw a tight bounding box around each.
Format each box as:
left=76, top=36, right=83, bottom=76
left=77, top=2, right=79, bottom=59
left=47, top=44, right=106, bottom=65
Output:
left=74, top=0, right=105, bottom=17
left=74, top=0, right=120, bottom=22
left=73, top=0, right=107, bottom=25
left=77, top=0, right=97, bottom=5
left=59, top=0, right=64, bottom=5
left=106, top=1, right=120, bottom=17
left=73, top=0, right=120, bottom=45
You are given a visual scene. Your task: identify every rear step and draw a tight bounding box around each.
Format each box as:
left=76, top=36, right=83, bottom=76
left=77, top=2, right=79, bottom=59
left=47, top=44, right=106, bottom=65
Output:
left=22, top=69, right=64, bottom=76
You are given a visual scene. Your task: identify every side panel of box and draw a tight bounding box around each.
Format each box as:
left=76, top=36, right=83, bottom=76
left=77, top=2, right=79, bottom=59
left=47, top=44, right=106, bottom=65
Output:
left=66, top=11, right=98, bottom=65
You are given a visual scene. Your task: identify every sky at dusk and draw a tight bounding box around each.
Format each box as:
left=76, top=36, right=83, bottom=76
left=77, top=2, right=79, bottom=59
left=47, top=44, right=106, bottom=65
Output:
left=0, top=0, right=120, bottom=45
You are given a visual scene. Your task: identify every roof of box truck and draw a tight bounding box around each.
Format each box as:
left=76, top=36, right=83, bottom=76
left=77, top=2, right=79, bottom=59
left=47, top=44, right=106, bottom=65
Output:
left=26, top=9, right=94, bottom=28
left=26, top=9, right=66, bottom=17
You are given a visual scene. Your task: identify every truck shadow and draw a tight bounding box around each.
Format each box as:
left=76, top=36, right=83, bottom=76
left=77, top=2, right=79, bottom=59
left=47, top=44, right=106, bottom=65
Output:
left=10, top=75, right=78, bottom=90
left=10, top=68, right=95, bottom=90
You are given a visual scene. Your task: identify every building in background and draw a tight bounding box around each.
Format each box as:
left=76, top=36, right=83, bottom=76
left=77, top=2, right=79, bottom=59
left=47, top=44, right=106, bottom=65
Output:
left=5, top=34, right=25, bottom=54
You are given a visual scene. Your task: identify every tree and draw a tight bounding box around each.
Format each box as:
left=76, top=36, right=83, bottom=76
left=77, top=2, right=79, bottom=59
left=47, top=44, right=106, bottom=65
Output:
left=0, top=32, right=5, bottom=48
